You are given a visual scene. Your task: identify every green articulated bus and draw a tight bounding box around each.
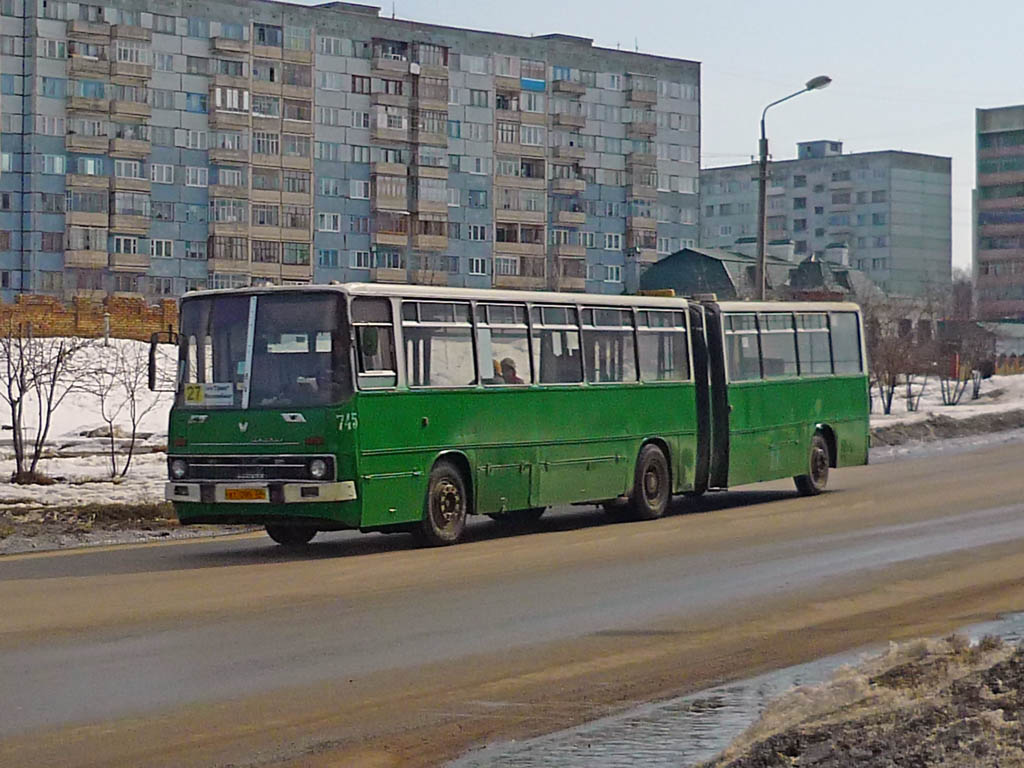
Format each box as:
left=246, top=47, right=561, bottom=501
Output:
left=153, top=283, right=869, bottom=547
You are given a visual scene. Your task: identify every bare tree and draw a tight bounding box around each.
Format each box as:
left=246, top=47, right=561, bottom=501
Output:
left=0, top=320, right=92, bottom=483
left=83, top=341, right=166, bottom=478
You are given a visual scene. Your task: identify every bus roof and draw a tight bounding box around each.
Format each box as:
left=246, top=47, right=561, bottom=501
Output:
left=180, top=283, right=860, bottom=314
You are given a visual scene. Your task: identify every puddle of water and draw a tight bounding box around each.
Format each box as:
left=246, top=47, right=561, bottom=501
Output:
left=451, top=612, right=1024, bottom=767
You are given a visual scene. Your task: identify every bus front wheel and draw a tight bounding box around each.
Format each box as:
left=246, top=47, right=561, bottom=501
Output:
left=629, top=445, right=671, bottom=520
left=416, top=460, right=469, bottom=546
left=265, top=525, right=317, bottom=547
left=794, top=432, right=830, bottom=496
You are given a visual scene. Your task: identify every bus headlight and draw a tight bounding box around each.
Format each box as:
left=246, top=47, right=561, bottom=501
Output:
left=309, top=458, right=328, bottom=480
left=170, top=459, right=188, bottom=480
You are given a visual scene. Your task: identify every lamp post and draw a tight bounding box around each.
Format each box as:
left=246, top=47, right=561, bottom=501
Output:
left=755, top=75, right=832, bottom=300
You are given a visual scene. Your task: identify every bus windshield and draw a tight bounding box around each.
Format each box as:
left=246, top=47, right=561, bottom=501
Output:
left=178, top=292, right=351, bottom=408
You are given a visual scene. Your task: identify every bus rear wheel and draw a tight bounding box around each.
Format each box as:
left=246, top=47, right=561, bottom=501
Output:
left=416, top=460, right=469, bottom=546
left=794, top=432, right=830, bottom=496
left=265, top=525, right=317, bottom=547
left=629, top=444, right=671, bottom=520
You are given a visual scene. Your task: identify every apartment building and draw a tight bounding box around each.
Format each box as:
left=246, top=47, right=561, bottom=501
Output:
left=975, top=104, right=1024, bottom=319
left=0, top=0, right=700, bottom=300
left=700, top=141, right=951, bottom=296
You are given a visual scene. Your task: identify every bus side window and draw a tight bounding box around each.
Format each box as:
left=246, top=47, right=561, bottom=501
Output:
left=352, top=297, right=397, bottom=389
left=477, top=303, right=531, bottom=385
left=637, top=310, right=689, bottom=381
left=402, top=301, right=476, bottom=387
left=758, top=313, right=797, bottom=378
left=724, top=313, right=761, bottom=381
left=531, top=306, right=583, bottom=384
left=796, top=313, right=832, bottom=375
left=830, top=312, right=863, bottom=373
left=582, top=308, right=637, bottom=384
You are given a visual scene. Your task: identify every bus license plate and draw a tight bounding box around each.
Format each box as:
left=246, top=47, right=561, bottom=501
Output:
left=225, top=487, right=267, bottom=501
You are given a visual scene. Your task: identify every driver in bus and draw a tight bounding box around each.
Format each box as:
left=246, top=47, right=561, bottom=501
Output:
left=500, top=357, right=524, bottom=385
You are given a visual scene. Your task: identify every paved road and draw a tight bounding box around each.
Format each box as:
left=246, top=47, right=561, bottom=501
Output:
left=4, top=443, right=1024, bottom=767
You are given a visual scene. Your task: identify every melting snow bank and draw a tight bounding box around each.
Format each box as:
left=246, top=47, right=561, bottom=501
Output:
left=872, top=408, right=1024, bottom=447
left=701, top=634, right=1024, bottom=768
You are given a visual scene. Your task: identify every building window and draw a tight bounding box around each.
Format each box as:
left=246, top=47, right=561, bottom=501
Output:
left=317, top=249, right=339, bottom=267
left=467, top=224, right=487, bottom=242
left=605, top=265, right=622, bottom=282
left=113, top=235, right=139, bottom=254
left=604, top=233, right=622, bottom=250
left=185, top=93, right=208, bottom=113
left=467, top=190, right=487, bottom=208
left=350, top=179, right=370, bottom=199
left=150, top=239, right=173, bottom=258
left=351, top=250, right=371, bottom=268
left=351, top=75, right=371, bottom=94
left=185, top=167, right=208, bottom=187
left=317, top=212, right=341, bottom=232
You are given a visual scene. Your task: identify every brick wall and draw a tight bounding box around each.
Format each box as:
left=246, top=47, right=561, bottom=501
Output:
left=0, top=295, right=178, bottom=341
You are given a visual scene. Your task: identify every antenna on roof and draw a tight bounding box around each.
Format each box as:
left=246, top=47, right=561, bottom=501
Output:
left=635, top=37, right=639, bottom=52
left=391, top=1, right=395, bottom=18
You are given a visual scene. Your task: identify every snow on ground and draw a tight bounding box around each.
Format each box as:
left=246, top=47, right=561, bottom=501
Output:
left=869, top=373, right=1024, bottom=426
left=0, top=452, right=167, bottom=509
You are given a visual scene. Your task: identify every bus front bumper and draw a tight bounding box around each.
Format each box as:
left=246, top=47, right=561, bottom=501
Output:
left=165, top=481, right=357, bottom=504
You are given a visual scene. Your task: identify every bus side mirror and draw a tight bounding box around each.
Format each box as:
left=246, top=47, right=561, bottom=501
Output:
left=149, top=331, right=178, bottom=392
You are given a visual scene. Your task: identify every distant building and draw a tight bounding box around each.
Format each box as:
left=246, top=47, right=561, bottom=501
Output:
left=700, top=140, right=952, bottom=297
left=975, top=105, right=1024, bottom=319
left=0, top=0, right=701, bottom=300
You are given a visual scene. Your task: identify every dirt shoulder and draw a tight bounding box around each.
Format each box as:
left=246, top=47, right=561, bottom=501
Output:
left=702, top=634, right=1024, bottom=768
left=871, top=407, right=1024, bottom=446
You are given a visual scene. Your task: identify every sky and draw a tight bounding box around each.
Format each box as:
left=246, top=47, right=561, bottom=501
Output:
left=300, top=0, right=1024, bottom=272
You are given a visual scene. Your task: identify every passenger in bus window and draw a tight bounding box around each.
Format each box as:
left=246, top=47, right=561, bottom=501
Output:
left=500, top=358, right=524, bottom=384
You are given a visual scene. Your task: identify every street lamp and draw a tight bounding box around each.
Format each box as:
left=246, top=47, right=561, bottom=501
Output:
left=755, top=74, right=832, bottom=300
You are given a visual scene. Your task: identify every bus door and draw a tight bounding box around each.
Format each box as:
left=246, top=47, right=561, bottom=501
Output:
left=688, top=305, right=711, bottom=495
left=702, top=302, right=731, bottom=489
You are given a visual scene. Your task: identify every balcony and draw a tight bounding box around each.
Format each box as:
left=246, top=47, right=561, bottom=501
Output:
left=208, top=258, right=252, bottom=273
left=626, top=151, right=656, bottom=167
left=414, top=129, right=448, bottom=148
left=280, top=226, right=310, bottom=241
left=412, top=234, right=447, bottom=251
left=494, top=75, right=519, bottom=92
left=67, top=19, right=111, bottom=40
left=372, top=125, right=410, bottom=144
left=497, top=174, right=546, bottom=190
left=977, top=196, right=1024, bottom=211
left=68, top=95, right=110, bottom=113
left=372, top=91, right=411, bottom=109
left=627, top=215, right=657, bottom=231
left=281, top=264, right=312, bottom=282
left=251, top=152, right=281, bottom=168
left=213, top=73, right=249, bottom=90
left=108, top=252, right=150, bottom=271
left=251, top=261, right=281, bottom=280
left=109, top=100, right=151, bottom=119
left=110, top=60, right=151, bottom=81
left=110, top=176, right=150, bottom=193
left=65, top=250, right=109, bottom=269
left=281, top=190, right=312, bottom=206
left=409, top=269, right=449, bottom=285
left=628, top=182, right=658, bottom=200
left=553, top=79, right=586, bottom=96
left=372, top=194, right=409, bottom=212
left=282, top=83, right=313, bottom=101
left=213, top=37, right=252, bottom=54
left=518, top=143, right=546, bottom=159
left=978, top=169, right=1024, bottom=186
left=208, top=109, right=250, bottom=130
left=251, top=79, right=283, bottom=96
left=626, top=87, right=657, bottom=106
left=66, top=134, right=108, bottom=153
left=626, top=121, right=657, bottom=140
left=109, top=214, right=150, bottom=234
left=210, top=147, right=250, bottom=164
left=250, top=225, right=281, bottom=241
left=553, top=112, right=585, bottom=130
left=494, top=241, right=545, bottom=257
left=211, top=220, right=249, bottom=237
left=209, top=184, right=248, bottom=198
left=411, top=198, right=448, bottom=215
left=252, top=44, right=282, bottom=60
left=372, top=55, right=409, bottom=75
left=372, top=232, right=408, bottom=247
left=558, top=275, right=586, bottom=292
left=627, top=247, right=659, bottom=264
left=495, top=208, right=546, bottom=225
left=552, top=145, right=584, bottom=161
left=370, top=267, right=408, bottom=283
left=828, top=177, right=853, bottom=189
left=552, top=243, right=586, bottom=258
left=372, top=162, right=408, bottom=177
left=68, top=55, right=110, bottom=78
left=492, top=272, right=547, bottom=290
left=111, top=24, right=151, bottom=41
left=282, top=48, right=313, bottom=65
left=413, top=165, right=447, bottom=180
left=551, top=178, right=585, bottom=194
left=66, top=211, right=108, bottom=227
left=109, top=137, right=150, bottom=157
left=66, top=173, right=109, bottom=189
left=555, top=210, right=586, bottom=226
